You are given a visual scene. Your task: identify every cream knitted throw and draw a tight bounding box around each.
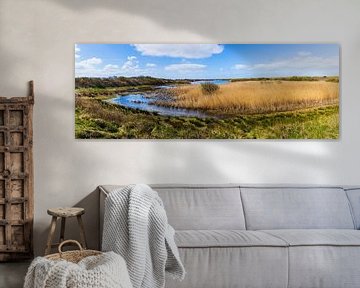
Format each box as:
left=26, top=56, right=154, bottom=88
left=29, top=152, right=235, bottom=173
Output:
left=102, top=184, right=185, bottom=288
left=24, top=251, right=133, bottom=288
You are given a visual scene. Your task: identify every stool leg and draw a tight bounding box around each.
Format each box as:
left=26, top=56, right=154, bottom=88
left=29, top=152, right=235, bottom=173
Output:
left=60, top=217, right=66, bottom=243
left=77, top=215, right=87, bottom=249
left=45, top=216, right=57, bottom=255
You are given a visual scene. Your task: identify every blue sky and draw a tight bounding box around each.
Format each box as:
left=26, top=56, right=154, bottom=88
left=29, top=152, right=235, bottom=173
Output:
left=75, top=44, right=339, bottom=79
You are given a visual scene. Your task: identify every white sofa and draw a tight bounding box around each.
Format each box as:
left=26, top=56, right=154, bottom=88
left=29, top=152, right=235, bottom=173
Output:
left=99, top=184, right=360, bottom=288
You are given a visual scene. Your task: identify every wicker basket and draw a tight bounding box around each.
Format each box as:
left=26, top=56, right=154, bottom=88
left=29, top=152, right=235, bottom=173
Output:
left=45, top=240, right=102, bottom=263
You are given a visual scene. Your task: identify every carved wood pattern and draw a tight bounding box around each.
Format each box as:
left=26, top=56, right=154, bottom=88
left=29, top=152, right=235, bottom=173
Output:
left=0, top=81, right=34, bottom=261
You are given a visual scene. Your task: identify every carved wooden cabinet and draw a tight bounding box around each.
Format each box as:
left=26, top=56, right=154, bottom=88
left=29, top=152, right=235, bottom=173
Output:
left=0, top=81, right=34, bottom=261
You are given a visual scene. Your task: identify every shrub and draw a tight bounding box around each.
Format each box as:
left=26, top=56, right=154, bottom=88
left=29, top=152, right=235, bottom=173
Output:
left=325, top=77, right=339, bottom=83
left=201, top=82, right=219, bottom=95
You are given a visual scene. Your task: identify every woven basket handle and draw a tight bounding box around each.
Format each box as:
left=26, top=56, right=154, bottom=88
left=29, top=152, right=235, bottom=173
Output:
left=58, top=240, right=83, bottom=255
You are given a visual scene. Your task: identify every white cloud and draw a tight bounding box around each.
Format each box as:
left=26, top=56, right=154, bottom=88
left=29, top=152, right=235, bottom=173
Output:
left=75, top=57, right=106, bottom=77
left=121, top=56, right=139, bottom=71
left=233, top=54, right=338, bottom=75
left=251, top=55, right=338, bottom=70
left=146, top=63, right=157, bottom=67
left=234, top=64, right=248, bottom=69
left=134, top=44, right=224, bottom=59
left=298, top=51, right=312, bottom=56
left=76, top=56, right=147, bottom=77
left=75, top=44, right=80, bottom=59
left=165, top=63, right=206, bottom=73
left=104, top=64, right=120, bottom=72
left=75, top=57, right=102, bottom=69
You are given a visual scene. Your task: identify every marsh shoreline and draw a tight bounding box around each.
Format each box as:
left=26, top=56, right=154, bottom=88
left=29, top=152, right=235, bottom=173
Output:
left=75, top=76, right=339, bottom=139
left=104, top=78, right=338, bottom=118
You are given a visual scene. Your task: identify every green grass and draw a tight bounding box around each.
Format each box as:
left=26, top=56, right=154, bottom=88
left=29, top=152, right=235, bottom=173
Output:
left=75, top=97, right=339, bottom=139
left=75, top=76, right=190, bottom=89
left=75, top=85, right=163, bottom=98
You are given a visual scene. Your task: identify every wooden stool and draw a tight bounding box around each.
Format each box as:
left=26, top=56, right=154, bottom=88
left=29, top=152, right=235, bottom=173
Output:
left=45, top=207, right=87, bottom=255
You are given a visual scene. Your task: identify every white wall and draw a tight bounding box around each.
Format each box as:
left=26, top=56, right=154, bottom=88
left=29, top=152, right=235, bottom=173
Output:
left=1, top=0, right=360, bottom=256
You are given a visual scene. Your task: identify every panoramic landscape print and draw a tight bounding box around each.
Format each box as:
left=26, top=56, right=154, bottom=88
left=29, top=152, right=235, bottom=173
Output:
left=75, top=44, right=339, bottom=139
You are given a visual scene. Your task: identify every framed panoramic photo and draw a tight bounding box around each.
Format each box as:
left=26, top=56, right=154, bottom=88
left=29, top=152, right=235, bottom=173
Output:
left=75, top=44, right=339, bottom=139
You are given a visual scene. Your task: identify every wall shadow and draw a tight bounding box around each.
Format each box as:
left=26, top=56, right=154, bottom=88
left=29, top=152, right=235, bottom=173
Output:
left=51, top=0, right=258, bottom=40
left=37, top=188, right=99, bottom=255
left=1, top=0, right=358, bottom=258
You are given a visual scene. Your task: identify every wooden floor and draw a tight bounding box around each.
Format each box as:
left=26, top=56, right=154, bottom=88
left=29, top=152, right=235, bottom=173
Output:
left=0, top=261, right=30, bottom=288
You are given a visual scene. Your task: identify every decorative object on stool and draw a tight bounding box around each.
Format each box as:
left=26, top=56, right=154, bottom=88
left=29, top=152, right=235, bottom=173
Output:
left=24, top=240, right=133, bottom=288
left=45, top=207, right=87, bottom=255
left=0, top=81, right=34, bottom=262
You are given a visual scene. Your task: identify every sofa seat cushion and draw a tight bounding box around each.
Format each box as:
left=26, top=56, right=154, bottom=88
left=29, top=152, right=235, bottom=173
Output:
left=166, top=246, right=289, bottom=288
left=262, top=229, right=360, bottom=246
left=260, top=230, right=360, bottom=288
left=175, top=230, right=288, bottom=248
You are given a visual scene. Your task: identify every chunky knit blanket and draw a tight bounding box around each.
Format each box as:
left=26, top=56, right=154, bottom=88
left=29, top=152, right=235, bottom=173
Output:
left=102, top=184, right=185, bottom=288
left=24, top=251, right=132, bottom=288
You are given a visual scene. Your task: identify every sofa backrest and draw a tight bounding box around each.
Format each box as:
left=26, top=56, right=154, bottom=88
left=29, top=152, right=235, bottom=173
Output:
left=240, top=186, right=355, bottom=230
left=100, top=184, right=358, bottom=231
left=100, top=184, right=246, bottom=230
left=152, top=185, right=246, bottom=230
left=344, top=188, right=360, bottom=229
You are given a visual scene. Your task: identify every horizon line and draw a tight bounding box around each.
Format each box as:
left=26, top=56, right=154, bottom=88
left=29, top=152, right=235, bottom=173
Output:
left=75, top=75, right=340, bottom=80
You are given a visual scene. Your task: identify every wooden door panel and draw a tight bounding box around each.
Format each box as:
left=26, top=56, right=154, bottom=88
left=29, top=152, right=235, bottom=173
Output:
left=0, top=110, right=4, bottom=126
left=9, top=110, right=24, bottom=127
left=0, top=205, right=4, bottom=219
left=0, top=226, right=5, bottom=245
left=0, top=180, right=4, bottom=198
left=10, top=204, right=24, bottom=220
left=0, top=82, right=34, bottom=261
left=10, top=132, right=24, bottom=146
left=11, top=180, right=24, bottom=198
left=0, top=153, right=4, bottom=172
left=0, top=133, right=4, bottom=146
left=10, top=152, right=24, bottom=174
left=11, top=225, right=25, bottom=246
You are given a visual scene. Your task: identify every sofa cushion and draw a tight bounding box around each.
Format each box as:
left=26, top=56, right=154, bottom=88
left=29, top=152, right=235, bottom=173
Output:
left=262, top=229, right=360, bottom=246
left=240, top=186, right=355, bottom=230
left=261, top=230, right=360, bottom=287
left=165, top=247, right=289, bottom=288
left=153, top=186, right=246, bottom=230
left=175, top=230, right=287, bottom=248
left=100, top=184, right=246, bottom=230
left=345, top=188, right=360, bottom=229
left=287, top=246, right=360, bottom=288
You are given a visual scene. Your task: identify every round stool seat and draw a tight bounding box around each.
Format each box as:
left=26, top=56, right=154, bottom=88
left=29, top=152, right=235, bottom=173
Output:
left=47, top=207, right=85, bottom=218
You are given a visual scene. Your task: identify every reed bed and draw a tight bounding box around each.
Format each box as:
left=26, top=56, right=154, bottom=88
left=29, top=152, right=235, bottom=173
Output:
left=161, top=81, right=339, bottom=114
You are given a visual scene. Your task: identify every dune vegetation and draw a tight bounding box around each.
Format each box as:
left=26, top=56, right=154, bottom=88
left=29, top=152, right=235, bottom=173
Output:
left=158, top=80, right=339, bottom=115
left=76, top=96, right=339, bottom=139
left=75, top=76, right=190, bottom=89
left=75, top=76, right=339, bottom=139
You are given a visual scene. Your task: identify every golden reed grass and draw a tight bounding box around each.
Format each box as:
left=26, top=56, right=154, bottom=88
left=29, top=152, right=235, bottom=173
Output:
left=162, top=81, right=339, bottom=114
